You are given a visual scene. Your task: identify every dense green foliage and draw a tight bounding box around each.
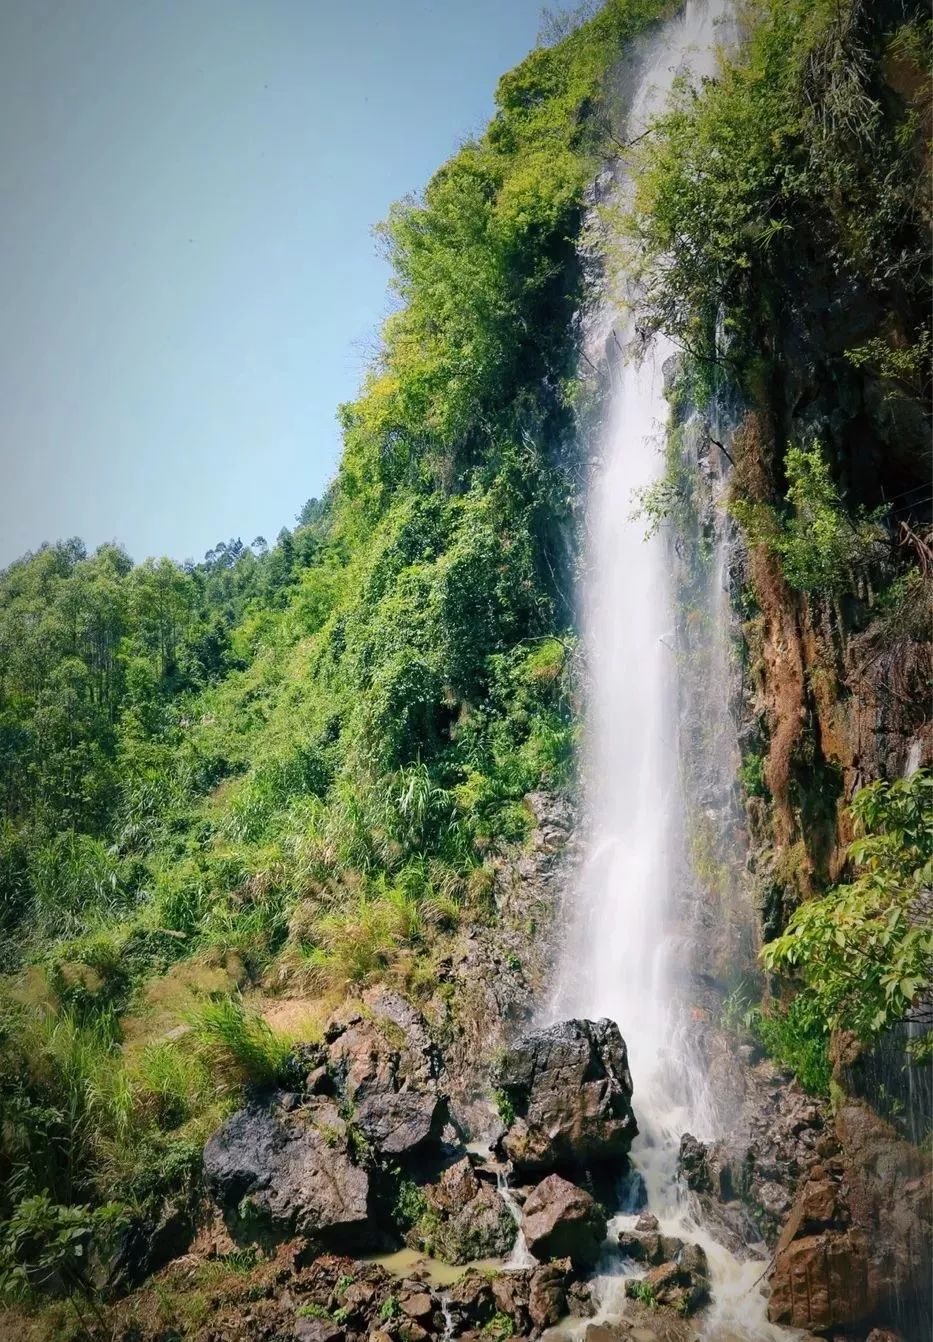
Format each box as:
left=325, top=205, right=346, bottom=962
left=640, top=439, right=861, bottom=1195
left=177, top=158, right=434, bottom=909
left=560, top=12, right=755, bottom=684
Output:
left=731, top=444, right=886, bottom=593
left=626, top=0, right=930, bottom=375
left=763, top=772, right=933, bottom=1049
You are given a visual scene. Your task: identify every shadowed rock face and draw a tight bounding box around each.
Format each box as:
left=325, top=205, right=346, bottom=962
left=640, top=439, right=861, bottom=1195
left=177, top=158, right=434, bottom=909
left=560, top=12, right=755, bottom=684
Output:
left=354, top=1090, right=448, bottom=1158
left=494, top=1018, right=637, bottom=1176
left=203, top=1100, right=369, bottom=1245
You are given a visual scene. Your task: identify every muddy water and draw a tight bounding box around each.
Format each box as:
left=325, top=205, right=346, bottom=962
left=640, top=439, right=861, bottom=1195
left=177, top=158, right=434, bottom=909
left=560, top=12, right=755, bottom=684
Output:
left=359, top=1247, right=504, bottom=1288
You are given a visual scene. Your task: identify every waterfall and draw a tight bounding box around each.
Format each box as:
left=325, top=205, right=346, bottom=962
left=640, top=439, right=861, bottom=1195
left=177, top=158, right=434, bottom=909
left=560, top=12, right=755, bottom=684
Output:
left=548, top=4, right=796, bottom=1336
left=552, top=0, right=729, bottom=1169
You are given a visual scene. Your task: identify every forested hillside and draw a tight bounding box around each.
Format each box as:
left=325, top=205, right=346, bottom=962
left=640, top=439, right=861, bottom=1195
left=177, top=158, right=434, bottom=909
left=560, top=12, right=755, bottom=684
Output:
left=0, top=0, right=929, bottom=1338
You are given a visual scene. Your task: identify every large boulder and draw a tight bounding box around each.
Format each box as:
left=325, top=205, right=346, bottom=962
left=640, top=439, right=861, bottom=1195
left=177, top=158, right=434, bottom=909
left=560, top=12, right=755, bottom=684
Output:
left=521, top=1174, right=607, bottom=1269
left=618, top=1210, right=688, bottom=1267
left=203, top=1099, right=369, bottom=1246
left=417, top=1156, right=517, bottom=1264
left=355, top=1089, right=448, bottom=1160
left=624, top=1241, right=710, bottom=1316
left=494, top=1018, right=637, bottom=1175
left=324, top=988, right=441, bottom=1102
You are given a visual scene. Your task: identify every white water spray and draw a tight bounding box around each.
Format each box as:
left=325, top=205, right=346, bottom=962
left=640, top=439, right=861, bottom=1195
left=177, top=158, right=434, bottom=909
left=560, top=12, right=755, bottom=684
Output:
left=549, top=4, right=797, bottom=1336
left=553, top=0, right=727, bottom=1171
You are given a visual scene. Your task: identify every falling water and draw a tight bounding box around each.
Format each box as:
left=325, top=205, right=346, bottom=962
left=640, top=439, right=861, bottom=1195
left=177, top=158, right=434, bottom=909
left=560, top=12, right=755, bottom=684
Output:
left=553, top=0, right=728, bottom=1163
left=549, top=3, right=796, bottom=1336
left=497, top=1168, right=537, bottom=1269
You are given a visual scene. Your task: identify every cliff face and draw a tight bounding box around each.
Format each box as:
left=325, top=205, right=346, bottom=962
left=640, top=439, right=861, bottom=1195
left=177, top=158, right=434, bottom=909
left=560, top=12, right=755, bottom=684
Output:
left=639, top=8, right=933, bottom=1332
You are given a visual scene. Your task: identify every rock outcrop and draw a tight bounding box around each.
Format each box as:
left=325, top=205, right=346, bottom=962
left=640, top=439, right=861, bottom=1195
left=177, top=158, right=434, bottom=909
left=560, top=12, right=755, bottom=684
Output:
left=494, top=1018, right=637, bottom=1176
left=203, top=1100, right=370, bottom=1246
left=324, top=987, right=442, bottom=1102
left=354, top=1090, right=448, bottom=1160
left=446, top=1259, right=589, bottom=1337
left=675, top=1057, right=826, bottom=1248
left=521, top=1174, right=607, bottom=1269
left=768, top=1099, right=933, bottom=1334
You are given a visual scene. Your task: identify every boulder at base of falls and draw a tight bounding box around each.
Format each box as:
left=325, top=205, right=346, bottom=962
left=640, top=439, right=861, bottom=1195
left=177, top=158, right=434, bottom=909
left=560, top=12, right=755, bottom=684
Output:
left=624, top=1241, right=710, bottom=1316
left=617, top=1211, right=688, bottom=1267
left=494, top=1018, right=637, bottom=1176
left=203, top=1098, right=370, bottom=1247
left=521, top=1174, right=607, bottom=1269
left=445, top=1260, right=585, bottom=1338
left=412, top=1155, right=517, bottom=1264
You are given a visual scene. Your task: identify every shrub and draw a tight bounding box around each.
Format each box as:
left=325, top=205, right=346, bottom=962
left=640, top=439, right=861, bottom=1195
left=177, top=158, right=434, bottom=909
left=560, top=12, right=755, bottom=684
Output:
left=747, top=996, right=832, bottom=1095
left=0, top=1193, right=128, bottom=1303
left=732, top=444, right=885, bottom=593
left=763, top=771, right=933, bottom=1048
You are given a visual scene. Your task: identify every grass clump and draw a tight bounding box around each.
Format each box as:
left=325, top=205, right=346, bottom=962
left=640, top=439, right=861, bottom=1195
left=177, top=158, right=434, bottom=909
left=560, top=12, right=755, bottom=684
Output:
left=184, top=996, right=295, bottom=1091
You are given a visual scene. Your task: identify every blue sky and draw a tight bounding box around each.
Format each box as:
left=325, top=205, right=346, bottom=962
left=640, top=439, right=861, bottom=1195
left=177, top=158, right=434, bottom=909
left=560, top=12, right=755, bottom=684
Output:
left=0, top=0, right=550, bottom=567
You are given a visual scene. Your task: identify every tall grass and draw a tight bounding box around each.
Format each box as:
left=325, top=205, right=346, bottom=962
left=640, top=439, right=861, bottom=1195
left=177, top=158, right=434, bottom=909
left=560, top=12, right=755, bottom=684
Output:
left=184, top=996, right=294, bottom=1091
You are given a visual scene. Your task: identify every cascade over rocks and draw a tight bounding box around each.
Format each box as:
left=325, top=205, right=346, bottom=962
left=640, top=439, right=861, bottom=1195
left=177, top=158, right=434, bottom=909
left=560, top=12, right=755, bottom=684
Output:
left=624, top=1241, right=710, bottom=1317
left=520, top=1174, right=607, bottom=1269
left=494, top=1018, right=637, bottom=1176
left=675, top=1055, right=827, bottom=1248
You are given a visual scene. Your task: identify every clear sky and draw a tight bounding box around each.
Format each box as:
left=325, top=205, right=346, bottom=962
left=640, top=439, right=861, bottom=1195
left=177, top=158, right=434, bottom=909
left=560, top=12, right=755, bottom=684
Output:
left=0, top=0, right=550, bottom=567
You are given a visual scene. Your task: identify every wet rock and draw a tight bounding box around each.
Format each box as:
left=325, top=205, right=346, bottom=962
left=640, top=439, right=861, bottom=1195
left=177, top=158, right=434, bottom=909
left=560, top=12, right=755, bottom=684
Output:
left=419, top=1156, right=516, bottom=1263
left=446, top=1262, right=574, bottom=1339
left=490, top=1272, right=533, bottom=1336
left=582, top=1326, right=622, bottom=1342
left=676, top=1132, right=711, bottom=1193
left=521, top=1174, right=606, bottom=1269
left=495, top=1019, right=637, bottom=1176
left=528, top=1259, right=572, bottom=1331
left=676, top=1068, right=828, bottom=1247
left=768, top=1226, right=873, bottom=1332
left=355, top=1090, right=448, bottom=1160
left=446, top=1272, right=497, bottom=1334
left=625, top=1241, right=709, bottom=1316
left=203, top=1099, right=369, bottom=1245
left=617, top=1225, right=684, bottom=1267
left=566, top=1279, right=596, bottom=1317
left=768, top=1100, right=932, bottom=1333
left=397, top=1288, right=438, bottom=1324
